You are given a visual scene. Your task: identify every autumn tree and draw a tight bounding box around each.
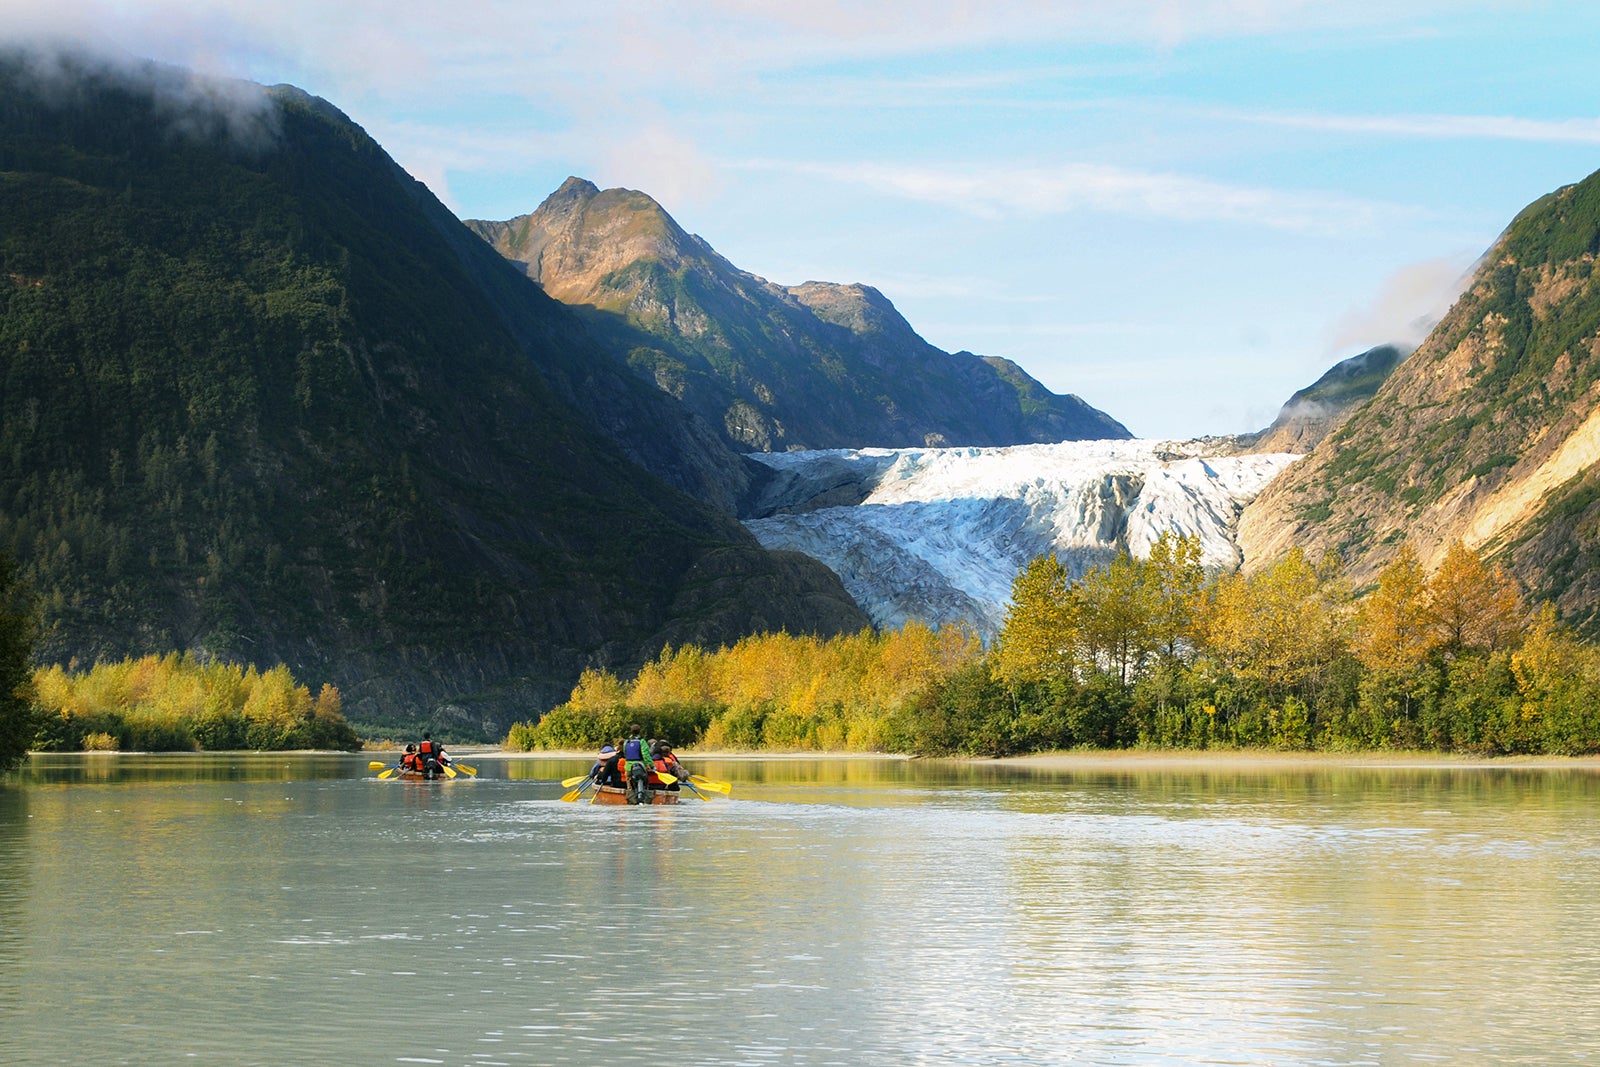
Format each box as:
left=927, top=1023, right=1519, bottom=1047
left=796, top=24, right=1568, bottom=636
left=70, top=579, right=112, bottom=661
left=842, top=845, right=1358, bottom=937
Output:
left=1145, top=531, right=1205, bottom=664
left=1427, top=541, right=1522, bottom=656
left=1077, top=552, right=1156, bottom=686
left=1200, top=547, right=1349, bottom=697
left=992, top=553, right=1079, bottom=688
left=1354, top=544, right=1433, bottom=673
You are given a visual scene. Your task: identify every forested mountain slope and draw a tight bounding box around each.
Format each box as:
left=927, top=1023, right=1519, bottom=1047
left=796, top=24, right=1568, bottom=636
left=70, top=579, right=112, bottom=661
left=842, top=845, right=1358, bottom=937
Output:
left=1238, top=167, right=1600, bottom=632
left=0, top=52, right=865, bottom=737
left=466, top=178, right=1130, bottom=455
left=1238, top=344, right=1408, bottom=454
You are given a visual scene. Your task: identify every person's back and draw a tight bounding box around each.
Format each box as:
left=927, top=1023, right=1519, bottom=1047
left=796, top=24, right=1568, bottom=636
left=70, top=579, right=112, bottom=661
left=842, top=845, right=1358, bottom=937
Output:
left=654, top=742, right=683, bottom=792
left=418, top=733, right=445, bottom=778
left=621, top=727, right=651, bottom=803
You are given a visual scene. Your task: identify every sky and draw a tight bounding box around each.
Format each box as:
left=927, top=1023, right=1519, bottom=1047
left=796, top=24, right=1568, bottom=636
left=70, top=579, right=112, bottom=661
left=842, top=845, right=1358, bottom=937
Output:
left=6, top=1, right=1600, bottom=439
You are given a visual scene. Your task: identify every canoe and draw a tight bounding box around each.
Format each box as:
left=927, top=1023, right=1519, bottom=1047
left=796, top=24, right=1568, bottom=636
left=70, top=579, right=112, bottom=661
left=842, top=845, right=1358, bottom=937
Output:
left=590, top=784, right=679, bottom=805
left=390, top=767, right=452, bottom=781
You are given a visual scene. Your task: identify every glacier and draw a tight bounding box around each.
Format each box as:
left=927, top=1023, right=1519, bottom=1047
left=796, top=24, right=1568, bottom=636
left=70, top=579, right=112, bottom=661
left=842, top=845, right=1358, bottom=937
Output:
left=742, top=440, right=1298, bottom=639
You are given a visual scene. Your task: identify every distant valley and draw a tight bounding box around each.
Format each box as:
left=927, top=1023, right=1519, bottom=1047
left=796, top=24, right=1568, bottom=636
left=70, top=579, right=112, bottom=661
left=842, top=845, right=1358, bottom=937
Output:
left=9, top=47, right=1600, bottom=748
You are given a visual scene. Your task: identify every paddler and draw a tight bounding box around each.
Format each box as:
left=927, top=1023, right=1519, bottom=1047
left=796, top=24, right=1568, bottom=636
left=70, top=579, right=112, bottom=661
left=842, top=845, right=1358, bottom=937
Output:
left=621, top=726, right=651, bottom=804
left=590, top=743, right=622, bottom=788
left=653, top=740, right=684, bottom=792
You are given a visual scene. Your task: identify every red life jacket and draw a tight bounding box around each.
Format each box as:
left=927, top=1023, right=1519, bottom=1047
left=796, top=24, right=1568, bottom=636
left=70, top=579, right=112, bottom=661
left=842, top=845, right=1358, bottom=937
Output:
left=418, top=740, right=439, bottom=760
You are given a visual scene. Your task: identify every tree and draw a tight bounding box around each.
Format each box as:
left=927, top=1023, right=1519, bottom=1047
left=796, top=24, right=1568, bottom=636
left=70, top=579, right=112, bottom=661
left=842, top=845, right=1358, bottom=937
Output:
left=992, top=554, right=1079, bottom=688
left=1078, top=552, right=1156, bottom=686
left=1200, top=547, right=1349, bottom=698
left=1427, top=541, right=1522, bottom=656
left=1145, top=531, right=1205, bottom=664
left=0, top=550, right=40, bottom=771
left=1354, top=544, right=1433, bottom=673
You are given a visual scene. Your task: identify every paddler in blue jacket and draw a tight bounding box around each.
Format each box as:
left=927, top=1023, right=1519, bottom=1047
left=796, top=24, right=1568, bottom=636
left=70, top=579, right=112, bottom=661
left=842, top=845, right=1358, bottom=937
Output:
left=621, top=726, right=652, bottom=804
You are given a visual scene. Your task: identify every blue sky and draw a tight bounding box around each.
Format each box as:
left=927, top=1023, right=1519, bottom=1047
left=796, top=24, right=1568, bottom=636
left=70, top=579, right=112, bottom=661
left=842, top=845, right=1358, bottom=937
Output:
left=9, top=1, right=1600, bottom=438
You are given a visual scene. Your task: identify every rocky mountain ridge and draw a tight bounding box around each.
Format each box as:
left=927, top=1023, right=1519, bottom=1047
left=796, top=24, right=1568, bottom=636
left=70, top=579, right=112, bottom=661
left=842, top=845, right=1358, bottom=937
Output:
left=1237, top=166, right=1600, bottom=631
left=466, top=178, right=1130, bottom=455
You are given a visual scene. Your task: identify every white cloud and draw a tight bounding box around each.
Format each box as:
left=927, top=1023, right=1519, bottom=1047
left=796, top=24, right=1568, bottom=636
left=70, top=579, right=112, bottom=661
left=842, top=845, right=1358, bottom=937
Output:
left=754, top=159, right=1410, bottom=234
left=596, top=126, right=723, bottom=212
left=1327, top=255, right=1473, bottom=352
left=0, top=1, right=1523, bottom=108
left=1222, top=108, right=1600, bottom=145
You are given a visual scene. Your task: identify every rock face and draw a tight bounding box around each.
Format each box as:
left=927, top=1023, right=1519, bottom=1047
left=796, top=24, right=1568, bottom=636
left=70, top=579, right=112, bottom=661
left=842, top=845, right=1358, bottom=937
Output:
left=0, top=53, right=867, bottom=738
left=1236, top=166, right=1600, bottom=631
left=1239, top=344, right=1408, bottom=454
left=743, top=441, right=1298, bottom=638
left=466, top=179, right=1131, bottom=454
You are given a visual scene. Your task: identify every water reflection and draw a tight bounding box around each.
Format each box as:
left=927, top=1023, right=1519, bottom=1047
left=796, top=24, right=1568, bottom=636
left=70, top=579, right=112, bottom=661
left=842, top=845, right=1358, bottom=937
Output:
left=6, top=753, right=1600, bottom=1064
left=0, top=788, right=26, bottom=1028
left=18, top=752, right=370, bottom=786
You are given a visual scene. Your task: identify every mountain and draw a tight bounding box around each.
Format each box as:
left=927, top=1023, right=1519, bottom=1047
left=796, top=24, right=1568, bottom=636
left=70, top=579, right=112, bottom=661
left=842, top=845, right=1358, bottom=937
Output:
left=1238, top=344, right=1408, bottom=454
left=1237, top=166, right=1600, bottom=631
left=464, top=179, right=1130, bottom=455
left=0, top=51, right=866, bottom=737
left=743, top=440, right=1296, bottom=638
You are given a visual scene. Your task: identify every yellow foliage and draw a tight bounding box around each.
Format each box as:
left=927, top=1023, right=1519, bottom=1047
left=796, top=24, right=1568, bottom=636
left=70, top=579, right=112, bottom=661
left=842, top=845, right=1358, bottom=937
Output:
left=594, top=624, right=981, bottom=751
left=567, top=667, right=628, bottom=711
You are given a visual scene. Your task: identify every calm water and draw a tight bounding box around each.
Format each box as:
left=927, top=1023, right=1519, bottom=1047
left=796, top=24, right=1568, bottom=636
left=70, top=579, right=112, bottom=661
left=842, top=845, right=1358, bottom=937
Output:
left=4, top=754, right=1599, bottom=1066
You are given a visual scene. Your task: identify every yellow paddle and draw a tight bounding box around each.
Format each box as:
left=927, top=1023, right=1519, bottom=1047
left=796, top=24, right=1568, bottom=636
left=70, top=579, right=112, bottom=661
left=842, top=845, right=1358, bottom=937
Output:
left=560, top=773, right=592, bottom=788
left=367, top=760, right=391, bottom=771
left=377, top=766, right=403, bottom=780
left=688, top=774, right=731, bottom=794
left=441, top=763, right=457, bottom=778
left=452, top=762, right=478, bottom=776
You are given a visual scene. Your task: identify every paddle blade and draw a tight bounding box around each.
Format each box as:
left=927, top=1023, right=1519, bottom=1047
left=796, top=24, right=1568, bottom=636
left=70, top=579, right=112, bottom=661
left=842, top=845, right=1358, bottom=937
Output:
left=442, top=763, right=457, bottom=778
left=455, top=763, right=478, bottom=776
left=689, top=775, right=732, bottom=794
left=367, top=760, right=390, bottom=771
left=560, top=787, right=581, bottom=802
left=560, top=774, right=591, bottom=788
left=655, top=771, right=677, bottom=785
left=378, top=767, right=401, bottom=780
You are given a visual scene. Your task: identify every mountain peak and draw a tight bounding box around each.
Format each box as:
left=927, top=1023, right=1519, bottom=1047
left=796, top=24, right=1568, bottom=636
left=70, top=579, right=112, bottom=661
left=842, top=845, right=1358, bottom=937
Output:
left=550, top=175, right=601, bottom=201
left=464, top=177, right=1132, bottom=452
left=468, top=177, right=698, bottom=304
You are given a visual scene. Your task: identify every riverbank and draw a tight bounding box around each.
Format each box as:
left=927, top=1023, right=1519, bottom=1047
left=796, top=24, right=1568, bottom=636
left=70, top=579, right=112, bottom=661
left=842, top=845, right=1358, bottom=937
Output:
left=432, top=746, right=1600, bottom=771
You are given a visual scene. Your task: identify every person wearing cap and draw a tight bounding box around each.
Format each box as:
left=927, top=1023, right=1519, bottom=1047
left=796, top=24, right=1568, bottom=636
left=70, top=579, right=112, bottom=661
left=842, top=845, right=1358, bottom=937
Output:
left=590, top=743, right=623, bottom=788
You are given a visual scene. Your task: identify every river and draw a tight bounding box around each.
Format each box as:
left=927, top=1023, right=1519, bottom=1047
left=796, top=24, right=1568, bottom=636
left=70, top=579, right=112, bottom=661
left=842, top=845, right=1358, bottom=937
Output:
left=3, top=753, right=1597, bottom=1065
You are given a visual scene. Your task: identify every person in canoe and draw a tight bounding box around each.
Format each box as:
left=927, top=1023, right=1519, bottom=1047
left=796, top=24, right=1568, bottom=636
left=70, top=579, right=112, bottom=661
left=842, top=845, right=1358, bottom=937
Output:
left=399, top=744, right=422, bottom=774
left=589, top=743, right=622, bottom=788
left=417, top=732, right=450, bottom=778
left=621, top=727, right=652, bottom=804
left=652, top=740, right=684, bottom=793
